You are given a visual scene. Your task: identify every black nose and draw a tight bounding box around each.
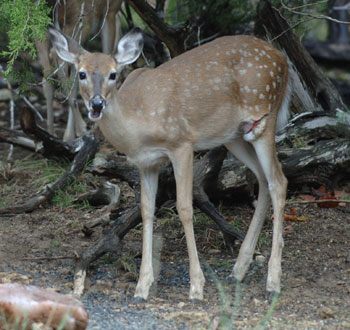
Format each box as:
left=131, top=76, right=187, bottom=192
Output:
left=90, top=95, right=105, bottom=111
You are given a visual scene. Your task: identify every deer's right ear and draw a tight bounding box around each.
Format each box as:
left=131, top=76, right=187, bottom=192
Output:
left=48, top=27, right=85, bottom=67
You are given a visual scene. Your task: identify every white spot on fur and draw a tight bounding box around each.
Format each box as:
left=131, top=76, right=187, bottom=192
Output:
left=259, top=93, right=265, bottom=99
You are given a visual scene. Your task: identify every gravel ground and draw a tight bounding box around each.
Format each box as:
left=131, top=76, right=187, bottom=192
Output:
left=1, top=148, right=350, bottom=329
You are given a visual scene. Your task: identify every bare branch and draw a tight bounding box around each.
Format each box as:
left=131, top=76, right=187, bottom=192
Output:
left=281, top=0, right=350, bottom=25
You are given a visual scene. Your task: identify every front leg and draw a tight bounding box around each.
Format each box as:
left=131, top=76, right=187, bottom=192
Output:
left=171, top=145, right=205, bottom=300
left=134, top=167, right=159, bottom=300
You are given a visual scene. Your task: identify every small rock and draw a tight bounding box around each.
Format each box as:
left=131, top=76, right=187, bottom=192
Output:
left=318, top=306, right=335, bottom=319
left=208, top=249, right=221, bottom=254
left=253, top=298, right=261, bottom=306
left=61, top=268, right=71, bottom=275
left=0, top=272, right=32, bottom=285
left=255, top=255, right=266, bottom=263
left=177, top=301, right=185, bottom=309
left=0, top=283, right=88, bottom=330
left=0, top=89, right=11, bottom=101
left=28, top=94, right=39, bottom=102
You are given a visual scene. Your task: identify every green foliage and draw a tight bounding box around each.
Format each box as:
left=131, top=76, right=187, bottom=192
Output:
left=292, top=132, right=308, bottom=148
left=166, top=0, right=255, bottom=48
left=167, top=0, right=254, bottom=29
left=117, top=254, right=138, bottom=279
left=10, top=156, right=91, bottom=210
left=0, top=0, right=51, bottom=82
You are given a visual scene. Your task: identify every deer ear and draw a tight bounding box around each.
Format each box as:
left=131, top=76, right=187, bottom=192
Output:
left=48, top=27, right=86, bottom=67
left=115, top=28, right=144, bottom=67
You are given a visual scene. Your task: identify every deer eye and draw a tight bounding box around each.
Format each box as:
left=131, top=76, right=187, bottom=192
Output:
left=109, top=72, right=117, bottom=80
left=79, top=71, right=86, bottom=80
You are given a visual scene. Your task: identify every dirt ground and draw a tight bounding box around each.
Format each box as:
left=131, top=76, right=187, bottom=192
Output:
left=1, top=93, right=350, bottom=329
left=1, top=139, right=350, bottom=329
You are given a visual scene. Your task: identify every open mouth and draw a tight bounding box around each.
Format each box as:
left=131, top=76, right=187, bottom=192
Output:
left=88, top=95, right=105, bottom=121
left=88, top=108, right=103, bottom=121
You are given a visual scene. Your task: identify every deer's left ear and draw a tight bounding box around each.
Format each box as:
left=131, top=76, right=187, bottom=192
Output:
left=48, top=27, right=86, bottom=67
left=115, top=28, right=144, bottom=67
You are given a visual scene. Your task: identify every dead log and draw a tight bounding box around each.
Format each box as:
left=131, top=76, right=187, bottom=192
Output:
left=0, top=127, right=36, bottom=151
left=0, top=108, right=85, bottom=160
left=74, top=205, right=141, bottom=296
left=219, top=112, right=350, bottom=196
left=278, top=112, right=350, bottom=190
left=20, top=106, right=86, bottom=160
left=75, top=181, right=121, bottom=211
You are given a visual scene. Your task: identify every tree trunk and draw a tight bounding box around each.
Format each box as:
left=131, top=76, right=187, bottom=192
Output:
left=255, top=0, right=347, bottom=113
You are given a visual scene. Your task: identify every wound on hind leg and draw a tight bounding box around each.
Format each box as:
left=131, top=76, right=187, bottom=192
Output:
left=240, top=114, right=268, bottom=142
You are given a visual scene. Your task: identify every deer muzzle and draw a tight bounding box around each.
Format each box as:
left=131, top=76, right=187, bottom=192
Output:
left=89, top=95, right=105, bottom=121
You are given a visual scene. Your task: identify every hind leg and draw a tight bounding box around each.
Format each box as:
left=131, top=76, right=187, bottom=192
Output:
left=225, top=139, right=271, bottom=281
left=252, top=134, right=287, bottom=294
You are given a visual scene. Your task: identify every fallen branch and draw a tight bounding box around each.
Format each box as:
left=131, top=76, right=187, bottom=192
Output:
left=287, top=199, right=350, bottom=205
left=0, top=127, right=36, bottom=151
left=20, top=256, right=75, bottom=261
left=0, top=132, right=98, bottom=215
left=20, top=106, right=87, bottom=160
left=74, top=205, right=141, bottom=296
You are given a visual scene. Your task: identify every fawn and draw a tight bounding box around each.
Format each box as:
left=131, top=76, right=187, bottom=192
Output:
left=49, top=27, right=290, bottom=300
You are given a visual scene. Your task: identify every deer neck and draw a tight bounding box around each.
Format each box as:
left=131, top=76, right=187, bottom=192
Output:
left=97, top=92, right=137, bottom=155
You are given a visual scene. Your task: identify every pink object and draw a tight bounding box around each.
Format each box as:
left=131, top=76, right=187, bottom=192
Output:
left=0, top=283, right=88, bottom=329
